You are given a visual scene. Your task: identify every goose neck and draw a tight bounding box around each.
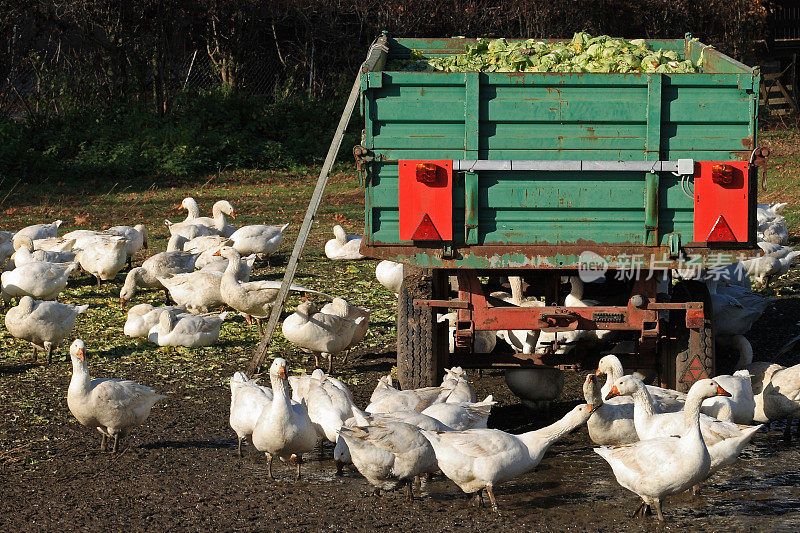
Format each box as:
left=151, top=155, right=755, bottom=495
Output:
left=222, top=253, right=242, bottom=279
left=69, top=358, right=92, bottom=396
left=518, top=410, right=582, bottom=457
left=269, top=373, right=293, bottom=414
left=630, top=385, right=658, bottom=433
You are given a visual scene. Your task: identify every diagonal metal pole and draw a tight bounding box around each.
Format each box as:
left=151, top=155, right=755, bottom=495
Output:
left=247, top=38, right=386, bottom=374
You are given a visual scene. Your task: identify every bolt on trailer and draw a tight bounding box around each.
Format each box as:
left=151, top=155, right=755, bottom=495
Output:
left=354, top=33, right=763, bottom=392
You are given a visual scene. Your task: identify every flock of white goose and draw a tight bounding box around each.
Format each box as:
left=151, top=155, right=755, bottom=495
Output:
left=62, top=340, right=800, bottom=521
left=0, top=198, right=377, bottom=370
left=1, top=198, right=799, bottom=522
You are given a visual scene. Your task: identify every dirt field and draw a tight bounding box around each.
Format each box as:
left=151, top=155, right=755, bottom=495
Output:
left=2, top=131, right=800, bottom=530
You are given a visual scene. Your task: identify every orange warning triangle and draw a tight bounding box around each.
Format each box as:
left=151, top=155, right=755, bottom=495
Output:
left=681, top=356, right=709, bottom=384
left=412, top=213, right=442, bottom=240
left=706, top=215, right=736, bottom=242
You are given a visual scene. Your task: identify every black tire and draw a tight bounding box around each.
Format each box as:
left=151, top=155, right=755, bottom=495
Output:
left=397, top=268, right=447, bottom=389
left=663, top=280, right=715, bottom=393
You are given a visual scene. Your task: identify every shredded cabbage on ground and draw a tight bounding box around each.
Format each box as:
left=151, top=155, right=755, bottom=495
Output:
left=390, top=32, right=699, bottom=74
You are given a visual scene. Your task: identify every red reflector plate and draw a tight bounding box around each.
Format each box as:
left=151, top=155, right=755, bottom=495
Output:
left=399, top=160, right=453, bottom=241
left=706, top=215, right=736, bottom=242
left=693, top=161, right=749, bottom=243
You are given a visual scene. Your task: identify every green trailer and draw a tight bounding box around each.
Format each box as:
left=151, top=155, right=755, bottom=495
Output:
left=354, top=33, right=763, bottom=392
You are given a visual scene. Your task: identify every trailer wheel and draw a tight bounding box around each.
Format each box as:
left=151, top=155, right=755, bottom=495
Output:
left=397, top=268, right=447, bottom=389
left=663, top=280, right=715, bottom=393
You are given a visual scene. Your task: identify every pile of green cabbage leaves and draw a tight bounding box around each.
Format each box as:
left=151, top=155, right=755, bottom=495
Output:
left=392, top=32, right=699, bottom=74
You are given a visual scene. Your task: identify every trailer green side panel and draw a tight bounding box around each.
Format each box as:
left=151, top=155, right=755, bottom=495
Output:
left=361, top=36, right=759, bottom=266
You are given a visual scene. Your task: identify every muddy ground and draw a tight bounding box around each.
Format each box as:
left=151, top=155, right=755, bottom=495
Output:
left=2, top=324, right=800, bottom=532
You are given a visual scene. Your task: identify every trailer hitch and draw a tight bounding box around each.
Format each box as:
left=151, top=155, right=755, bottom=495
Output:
left=538, top=309, right=579, bottom=331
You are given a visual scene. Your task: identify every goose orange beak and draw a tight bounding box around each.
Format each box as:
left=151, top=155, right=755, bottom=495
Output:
left=77, top=347, right=86, bottom=361
left=120, top=298, right=127, bottom=308
left=278, top=366, right=287, bottom=379
left=587, top=403, right=595, bottom=412
left=213, top=249, right=222, bottom=256
left=605, top=385, right=620, bottom=400
left=716, top=385, right=732, bottom=397
left=595, top=368, right=602, bottom=376
left=229, top=210, right=236, bottom=220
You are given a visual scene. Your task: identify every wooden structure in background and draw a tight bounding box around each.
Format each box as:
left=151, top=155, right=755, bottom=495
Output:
left=761, top=0, right=800, bottom=115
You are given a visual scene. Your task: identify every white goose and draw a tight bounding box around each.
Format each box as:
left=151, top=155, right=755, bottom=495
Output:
left=282, top=301, right=363, bottom=373
left=606, top=375, right=757, bottom=446
left=75, top=236, right=128, bottom=286
left=375, top=260, right=403, bottom=296
left=1, top=231, right=14, bottom=268
left=229, top=371, right=274, bottom=456
left=743, top=242, right=800, bottom=286
left=119, top=251, right=198, bottom=306
left=12, top=235, right=76, bottom=267
left=365, top=374, right=454, bottom=413
left=594, top=378, right=729, bottom=521
left=5, top=296, right=88, bottom=363
left=105, top=225, right=148, bottom=266
left=305, top=373, right=359, bottom=444
left=421, top=396, right=496, bottom=431
left=217, top=247, right=321, bottom=332
left=706, top=279, right=771, bottom=337
left=123, top=304, right=188, bottom=339
left=320, top=298, right=370, bottom=363
left=340, top=419, right=438, bottom=498
left=147, top=308, right=228, bottom=347
left=583, top=373, right=638, bottom=446
left=749, top=362, right=800, bottom=442
left=251, top=358, right=318, bottom=480
left=61, top=230, right=103, bottom=251
left=423, top=404, right=594, bottom=511
left=324, top=225, right=364, bottom=260
left=67, top=339, right=166, bottom=452
left=13, top=220, right=62, bottom=250
left=167, top=200, right=236, bottom=238
left=596, top=354, right=686, bottom=411
left=199, top=253, right=255, bottom=281
left=1, top=260, right=76, bottom=302
left=334, top=407, right=452, bottom=472
left=229, top=223, right=289, bottom=259
left=158, top=270, right=225, bottom=313
left=176, top=197, right=201, bottom=221
left=183, top=235, right=231, bottom=255
left=700, top=370, right=756, bottom=424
